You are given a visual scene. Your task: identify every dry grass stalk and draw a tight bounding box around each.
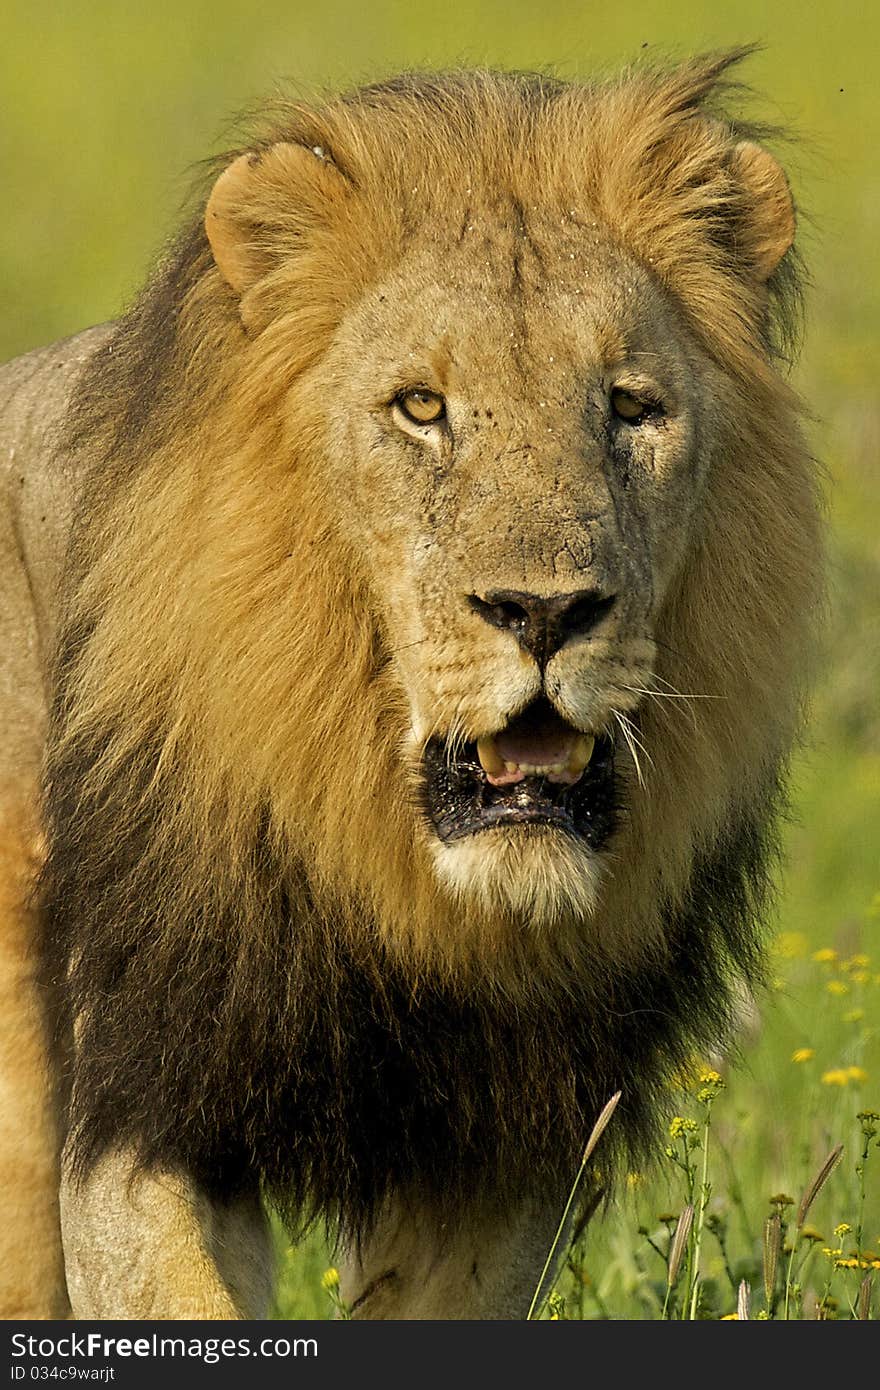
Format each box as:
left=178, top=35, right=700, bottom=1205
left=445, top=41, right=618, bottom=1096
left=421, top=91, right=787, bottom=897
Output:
left=857, top=1274, right=872, bottom=1321
left=763, top=1212, right=781, bottom=1306
left=668, top=1204, right=694, bottom=1289
left=737, top=1279, right=751, bottom=1321
left=796, top=1143, right=844, bottom=1229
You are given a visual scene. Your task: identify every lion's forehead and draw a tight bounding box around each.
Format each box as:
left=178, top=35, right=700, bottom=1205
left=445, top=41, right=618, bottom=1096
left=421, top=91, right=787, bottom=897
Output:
left=338, top=232, right=690, bottom=401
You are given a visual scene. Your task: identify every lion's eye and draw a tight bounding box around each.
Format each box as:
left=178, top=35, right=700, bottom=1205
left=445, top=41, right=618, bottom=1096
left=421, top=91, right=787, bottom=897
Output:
left=610, top=388, right=655, bottom=424
left=396, top=389, right=446, bottom=425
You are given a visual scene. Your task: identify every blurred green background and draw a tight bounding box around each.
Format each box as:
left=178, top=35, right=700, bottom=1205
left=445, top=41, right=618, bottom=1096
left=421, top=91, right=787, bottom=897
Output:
left=3, top=0, right=876, bottom=1317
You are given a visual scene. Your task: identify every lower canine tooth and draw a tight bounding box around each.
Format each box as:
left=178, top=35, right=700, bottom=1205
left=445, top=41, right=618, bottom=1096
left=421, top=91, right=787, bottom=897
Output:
left=476, top=736, right=506, bottom=776
left=569, top=733, right=596, bottom=773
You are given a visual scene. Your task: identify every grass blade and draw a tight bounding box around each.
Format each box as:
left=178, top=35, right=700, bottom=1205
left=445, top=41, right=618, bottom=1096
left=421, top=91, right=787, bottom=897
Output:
left=526, top=1091, right=621, bottom=1320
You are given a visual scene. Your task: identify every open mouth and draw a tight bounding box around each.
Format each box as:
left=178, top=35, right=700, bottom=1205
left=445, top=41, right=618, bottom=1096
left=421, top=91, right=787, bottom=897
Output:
left=422, top=697, right=618, bottom=847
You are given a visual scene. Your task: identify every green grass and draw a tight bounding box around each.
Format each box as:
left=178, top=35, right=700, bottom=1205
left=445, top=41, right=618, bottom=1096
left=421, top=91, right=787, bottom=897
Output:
left=3, top=0, right=877, bottom=1321
left=548, top=945, right=880, bottom=1320
left=273, top=924, right=880, bottom=1321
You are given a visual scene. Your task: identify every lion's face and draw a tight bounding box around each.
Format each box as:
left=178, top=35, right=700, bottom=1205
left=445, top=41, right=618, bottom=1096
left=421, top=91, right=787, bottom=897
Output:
left=314, top=222, right=717, bottom=922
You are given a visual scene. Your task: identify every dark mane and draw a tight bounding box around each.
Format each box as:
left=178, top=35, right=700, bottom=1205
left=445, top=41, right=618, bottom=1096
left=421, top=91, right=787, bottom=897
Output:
left=43, top=719, right=779, bottom=1234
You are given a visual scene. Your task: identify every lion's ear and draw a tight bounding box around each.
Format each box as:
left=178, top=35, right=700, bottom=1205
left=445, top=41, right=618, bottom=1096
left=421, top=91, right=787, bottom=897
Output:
left=205, top=142, right=348, bottom=298
left=727, top=139, right=795, bottom=282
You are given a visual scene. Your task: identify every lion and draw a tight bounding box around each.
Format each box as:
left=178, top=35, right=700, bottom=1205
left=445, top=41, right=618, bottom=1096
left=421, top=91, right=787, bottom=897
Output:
left=0, top=50, right=823, bottom=1319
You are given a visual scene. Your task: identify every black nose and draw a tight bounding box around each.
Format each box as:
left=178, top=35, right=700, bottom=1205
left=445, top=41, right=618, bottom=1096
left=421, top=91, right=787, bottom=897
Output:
left=467, top=588, right=616, bottom=668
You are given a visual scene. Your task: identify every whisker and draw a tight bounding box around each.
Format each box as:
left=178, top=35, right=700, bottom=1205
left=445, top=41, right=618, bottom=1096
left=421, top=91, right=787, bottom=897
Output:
left=623, top=681, right=703, bottom=733
left=614, top=714, right=643, bottom=788
left=622, top=714, right=655, bottom=771
left=622, top=683, right=686, bottom=731
left=648, top=672, right=723, bottom=701
left=444, top=715, right=464, bottom=770
left=627, top=684, right=718, bottom=702
left=613, top=711, right=652, bottom=788
left=447, top=707, right=473, bottom=768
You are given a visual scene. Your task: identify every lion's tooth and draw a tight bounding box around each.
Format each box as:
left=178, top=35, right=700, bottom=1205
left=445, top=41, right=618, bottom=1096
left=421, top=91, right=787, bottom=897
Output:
left=476, top=736, right=505, bottom=776
left=568, top=733, right=596, bottom=773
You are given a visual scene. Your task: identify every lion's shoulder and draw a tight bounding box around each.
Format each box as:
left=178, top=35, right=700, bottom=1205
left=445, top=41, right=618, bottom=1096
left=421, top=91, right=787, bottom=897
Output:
left=0, top=324, right=114, bottom=651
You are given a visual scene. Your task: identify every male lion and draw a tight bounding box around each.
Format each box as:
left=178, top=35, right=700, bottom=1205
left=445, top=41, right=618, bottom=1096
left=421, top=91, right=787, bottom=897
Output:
left=0, top=51, right=822, bottom=1319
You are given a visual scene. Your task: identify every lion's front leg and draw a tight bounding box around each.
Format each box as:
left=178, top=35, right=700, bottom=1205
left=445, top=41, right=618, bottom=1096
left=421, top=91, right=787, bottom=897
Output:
left=0, top=815, right=69, bottom=1319
left=60, top=1150, right=274, bottom=1319
left=337, top=1195, right=567, bottom=1319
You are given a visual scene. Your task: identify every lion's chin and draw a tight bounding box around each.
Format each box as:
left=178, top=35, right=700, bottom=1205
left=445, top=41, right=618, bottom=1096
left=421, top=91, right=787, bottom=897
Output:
left=430, top=826, right=604, bottom=927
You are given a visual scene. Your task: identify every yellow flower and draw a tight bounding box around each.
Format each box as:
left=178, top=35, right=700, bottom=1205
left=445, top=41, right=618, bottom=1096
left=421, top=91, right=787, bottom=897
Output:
left=844, top=954, right=870, bottom=970
left=842, top=1009, right=864, bottom=1024
left=720, top=1313, right=739, bottom=1320
left=851, top=970, right=870, bottom=985
left=826, top=980, right=849, bottom=996
left=834, top=1223, right=852, bottom=1238
left=813, top=948, right=838, bottom=964
left=800, top=1226, right=824, bottom=1243
left=321, top=1267, right=340, bottom=1292
left=626, top=1171, right=643, bottom=1189
left=547, top=1293, right=565, bottom=1320
left=821, top=1069, right=850, bottom=1087
left=775, top=931, right=808, bottom=959
left=669, top=1116, right=698, bottom=1140
left=695, top=1067, right=726, bottom=1103
left=791, top=1047, right=815, bottom=1063
left=846, top=1066, right=868, bottom=1083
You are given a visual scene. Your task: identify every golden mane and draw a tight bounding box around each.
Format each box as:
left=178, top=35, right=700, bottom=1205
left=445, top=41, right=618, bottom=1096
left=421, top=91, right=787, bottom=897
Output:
left=42, top=51, right=823, bottom=1231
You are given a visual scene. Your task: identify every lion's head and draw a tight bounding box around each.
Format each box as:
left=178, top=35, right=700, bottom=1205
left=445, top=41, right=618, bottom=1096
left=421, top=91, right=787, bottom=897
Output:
left=192, top=55, right=819, bottom=980
left=47, top=52, right=823, bottom=1225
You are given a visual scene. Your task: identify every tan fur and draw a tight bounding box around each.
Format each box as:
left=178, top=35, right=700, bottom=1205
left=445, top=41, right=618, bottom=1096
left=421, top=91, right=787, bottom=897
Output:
left=0, top=820, right=68, bottom=1317
left=0, top=56, right=823, bottom=1317
left=0, top=331, right=83, bottom=1315
left=60, top=62, right=819, bottom=990
left=337, top=1195, right=568, bottom=1319
left=60, top=1152, right=273, bottom=1319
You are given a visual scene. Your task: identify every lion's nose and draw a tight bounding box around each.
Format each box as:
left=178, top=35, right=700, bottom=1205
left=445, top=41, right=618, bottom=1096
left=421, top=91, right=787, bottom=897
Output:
left=467, top=588, right=616, bottom=668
